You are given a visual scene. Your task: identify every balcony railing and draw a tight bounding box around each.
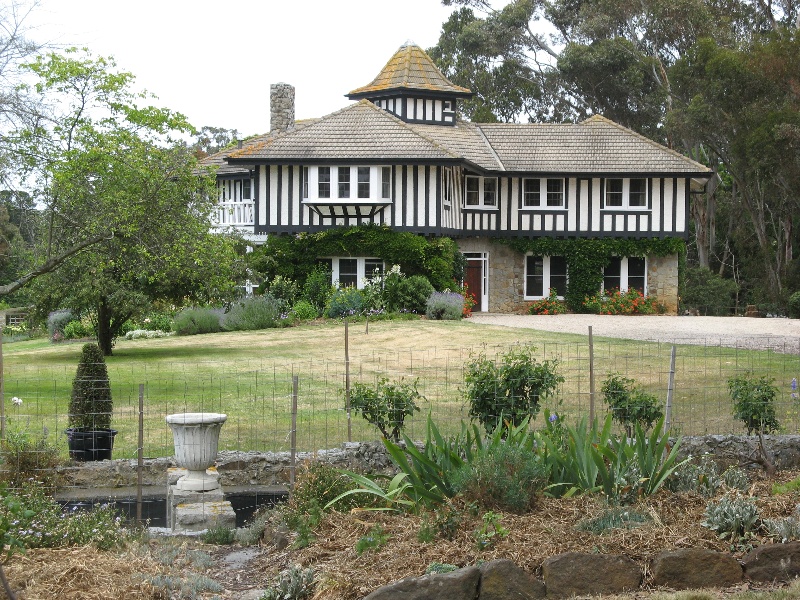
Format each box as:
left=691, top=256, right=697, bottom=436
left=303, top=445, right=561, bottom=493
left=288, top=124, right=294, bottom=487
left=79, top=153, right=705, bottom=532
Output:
left=212, top=201, right=254, bottom=227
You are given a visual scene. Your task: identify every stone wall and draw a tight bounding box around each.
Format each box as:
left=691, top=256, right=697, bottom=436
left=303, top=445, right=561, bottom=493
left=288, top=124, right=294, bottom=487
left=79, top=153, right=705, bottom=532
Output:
left=456, top=239, right=680, bottom=315
left=648, top=253, right=679, bottom=314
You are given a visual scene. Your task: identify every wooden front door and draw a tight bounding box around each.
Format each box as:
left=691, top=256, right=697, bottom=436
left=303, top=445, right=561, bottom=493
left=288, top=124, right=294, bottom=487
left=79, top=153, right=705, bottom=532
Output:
left=465, top=261, right=483, bottom=312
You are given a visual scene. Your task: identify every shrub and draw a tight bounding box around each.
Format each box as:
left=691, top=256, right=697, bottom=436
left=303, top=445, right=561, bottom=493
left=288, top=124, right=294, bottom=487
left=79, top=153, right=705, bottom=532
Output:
left=425, top=562, right=458, bottom=574
left=683, top=267, right=738, bottom=316
left=729, top=373, right=779, bottom=435
left=68, top=343, right=112, bottom=431
left=268, top=275, right=300, bottom=306
left=575, top=507, right=650, bottom=533
left=425, top=292, right=464, bottom=320
left=291, top=300, right=318, bottom=321
left=384, top=272, right=434, bottom=313
left=325, top=287, right=364, bottom=319
left=301, top=266, right=334, bottom=314
left=451, top=443, right=547, bottom=513
left=464, top=345, right=563, bottom=434
left=260, top=564, right=315, bottom=600
left=200, top=526, right=235, bottom=545
left=601, top=372, right=664, bottom=437
left=124, top=329, right=173, bottom=340
left=63, top=319, right=92, bottom=340
left=224, top=294, right=286, bottom=331
left=0, top=429, right=61, bottom=488
left=789, top=291, right=800, bottom=319
left=702, top=495, right=759, bottom=543
left=473, top=511, right=508, bottom=550
left=139, top=312, right=173, bottom=332
left=47, top=309, right=74, bottom=341
left=666, top=456, right=749, bottom=497
left=764, top=516, right=800, bottom=543
left=3, top=483, right=127, bottom=550
left=348, top=378, right=423, bottom=441
left=583, top=288, right=664, bottom=315
left=173, top=307, right=222, bottom=335
left=528, top=288, right=566, bottom=315
left=355, top=524, right=389, bottom=555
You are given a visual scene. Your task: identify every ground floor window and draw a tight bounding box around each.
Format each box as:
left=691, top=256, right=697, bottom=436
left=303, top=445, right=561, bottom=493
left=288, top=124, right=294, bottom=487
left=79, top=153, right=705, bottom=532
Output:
left=603, top=257, right=646, bottom=294
left=524, top=255, right=567, bottom=299
left=320, top=257, right=385, bottom=288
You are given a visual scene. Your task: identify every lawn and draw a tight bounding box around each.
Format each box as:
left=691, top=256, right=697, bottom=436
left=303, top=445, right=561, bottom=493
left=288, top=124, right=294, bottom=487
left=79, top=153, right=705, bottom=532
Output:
left=2, top=318, right=798, bottom=459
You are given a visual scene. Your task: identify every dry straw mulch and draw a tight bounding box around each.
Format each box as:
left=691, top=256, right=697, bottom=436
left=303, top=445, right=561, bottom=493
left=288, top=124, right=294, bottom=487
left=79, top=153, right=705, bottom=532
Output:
left=4, top=546, right=166, bottom=600
left=252, top=470, right=800, bottom=600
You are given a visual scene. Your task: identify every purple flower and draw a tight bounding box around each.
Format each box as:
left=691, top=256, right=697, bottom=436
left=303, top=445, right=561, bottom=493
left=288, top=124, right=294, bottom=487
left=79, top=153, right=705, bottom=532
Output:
left=792, top=378, right=797, bottom=392
left=549, top=413, right=558, bottom=423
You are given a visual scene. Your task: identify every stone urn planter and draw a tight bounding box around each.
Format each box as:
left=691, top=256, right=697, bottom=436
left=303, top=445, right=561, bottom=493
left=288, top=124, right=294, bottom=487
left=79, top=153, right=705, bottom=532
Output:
left=166, top=412, right=227, bottom=491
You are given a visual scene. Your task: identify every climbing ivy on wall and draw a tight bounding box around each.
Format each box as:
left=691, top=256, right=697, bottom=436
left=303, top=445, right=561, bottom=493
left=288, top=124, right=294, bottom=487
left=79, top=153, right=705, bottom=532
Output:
left=248, top=225, right=463, bottom=290
left=499, top=238, right=685, bottom=312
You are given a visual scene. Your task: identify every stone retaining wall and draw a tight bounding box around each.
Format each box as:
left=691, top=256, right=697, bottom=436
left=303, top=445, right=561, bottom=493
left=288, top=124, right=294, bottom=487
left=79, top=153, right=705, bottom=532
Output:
left=364, top=544, right=800, bottom=599
left=57, top=434, right=800, bottom=496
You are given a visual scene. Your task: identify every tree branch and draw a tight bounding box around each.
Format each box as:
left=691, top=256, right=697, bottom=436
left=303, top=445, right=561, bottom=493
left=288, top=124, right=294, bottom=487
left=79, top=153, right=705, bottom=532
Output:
left=0, top=232, right=110, bottom=295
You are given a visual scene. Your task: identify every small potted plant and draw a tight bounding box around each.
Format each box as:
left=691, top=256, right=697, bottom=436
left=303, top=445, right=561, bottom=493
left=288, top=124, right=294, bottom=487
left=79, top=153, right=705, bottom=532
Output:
left=65, top=343, right=117, bottom=461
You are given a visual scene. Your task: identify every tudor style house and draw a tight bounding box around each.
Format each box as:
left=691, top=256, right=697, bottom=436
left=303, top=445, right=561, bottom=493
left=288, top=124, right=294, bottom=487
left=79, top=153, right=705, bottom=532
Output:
left=206, top=41, right=711, bottom=314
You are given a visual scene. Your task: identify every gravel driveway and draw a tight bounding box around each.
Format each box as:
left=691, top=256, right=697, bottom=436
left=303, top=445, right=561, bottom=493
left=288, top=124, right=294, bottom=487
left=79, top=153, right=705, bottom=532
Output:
left=469, top=314, right=800, bottom=353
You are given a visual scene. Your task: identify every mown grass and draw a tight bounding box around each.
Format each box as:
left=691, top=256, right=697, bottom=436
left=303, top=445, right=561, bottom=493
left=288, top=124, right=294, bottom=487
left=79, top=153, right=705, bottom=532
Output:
left=2, top=318, right=799, bottom=459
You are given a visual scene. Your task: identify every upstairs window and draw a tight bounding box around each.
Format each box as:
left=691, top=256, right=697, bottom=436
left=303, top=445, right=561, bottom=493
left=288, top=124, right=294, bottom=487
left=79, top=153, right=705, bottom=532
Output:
left=605, top=178, right=648, bottom=209
left=381, top=167, right=391, bottom=199
left=525, top=255, right=567, bottom=299
left=242, top=179, right=252, bottom=200
left=523, top=178, right=565, bottom=208
left=303, top=167, right=391, bottom=202
left=338, top=167, right=350, bottom=198
left=318, top=167, right=331, bottom=198
left=465, top=175, right=498, bottom=208
left=357, top=167, right=370, bottom=199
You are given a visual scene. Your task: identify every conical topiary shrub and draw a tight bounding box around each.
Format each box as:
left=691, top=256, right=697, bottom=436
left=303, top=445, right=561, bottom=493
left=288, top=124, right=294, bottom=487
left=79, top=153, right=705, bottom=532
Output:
left=68, top=343, right=112, bottom=430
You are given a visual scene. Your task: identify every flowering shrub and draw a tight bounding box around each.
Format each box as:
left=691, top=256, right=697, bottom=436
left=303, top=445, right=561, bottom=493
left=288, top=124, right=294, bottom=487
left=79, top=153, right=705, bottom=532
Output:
left=124, top=329, right=174, bottom=340
left=325, top=287, right=365, bottom=319
left=528, top=289, right=566, bottom=315
left=582, top=288, right=664, bottom=315
left=425, top=292, right=464, bottom=320
left=1, top=483, right=127, bottom=550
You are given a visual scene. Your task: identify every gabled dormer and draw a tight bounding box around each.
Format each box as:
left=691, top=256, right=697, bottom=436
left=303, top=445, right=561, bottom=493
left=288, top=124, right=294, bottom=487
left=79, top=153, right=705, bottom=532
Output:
left=346, top=41, right=472, bottom=126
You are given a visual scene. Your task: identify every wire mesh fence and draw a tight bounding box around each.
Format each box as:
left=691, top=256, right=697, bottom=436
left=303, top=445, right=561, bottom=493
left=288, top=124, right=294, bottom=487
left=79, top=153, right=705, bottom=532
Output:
left=2, top=334, right=800, bottom=465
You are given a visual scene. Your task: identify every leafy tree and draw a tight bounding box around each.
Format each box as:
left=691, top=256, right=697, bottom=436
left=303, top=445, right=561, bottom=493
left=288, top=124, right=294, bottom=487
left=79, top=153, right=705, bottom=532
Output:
left=600, top=372, right=664, bottom=437
left=464, top=345, right=563, bottom=434
left=9, top=49, right=244, bottom=353
left=729, top=372, right=779, bottom=435
left=348, top=378, right=424, bottom=442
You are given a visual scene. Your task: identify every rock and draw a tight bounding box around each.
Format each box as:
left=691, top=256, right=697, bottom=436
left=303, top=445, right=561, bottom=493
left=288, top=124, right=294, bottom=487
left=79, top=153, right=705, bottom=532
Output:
left=743, top=542, right=800, bottom=581
left=542, top=552, right=641, bottom=597
left=363, top=565, right=481, bottom=600
left=172, top=500, right=236, bottom=533
left=652, top=549, right=741, bottom=589
left=479, top=559, right=546, bottom=600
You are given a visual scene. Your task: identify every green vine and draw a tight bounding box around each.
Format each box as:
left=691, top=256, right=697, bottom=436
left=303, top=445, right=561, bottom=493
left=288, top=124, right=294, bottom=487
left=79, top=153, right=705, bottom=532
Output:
left=249, top=225, right=462, bottom=290
left=498, top=238, right=685, bottom=311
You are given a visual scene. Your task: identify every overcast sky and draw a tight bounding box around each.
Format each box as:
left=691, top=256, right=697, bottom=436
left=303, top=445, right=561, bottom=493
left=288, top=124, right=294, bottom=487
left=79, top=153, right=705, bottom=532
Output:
left=27, top=0, right=459, bottom=136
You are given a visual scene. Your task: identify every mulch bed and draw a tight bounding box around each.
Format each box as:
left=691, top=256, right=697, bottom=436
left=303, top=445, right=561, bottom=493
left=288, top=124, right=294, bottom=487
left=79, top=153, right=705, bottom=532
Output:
left=5, top=470, right=800, bottom=600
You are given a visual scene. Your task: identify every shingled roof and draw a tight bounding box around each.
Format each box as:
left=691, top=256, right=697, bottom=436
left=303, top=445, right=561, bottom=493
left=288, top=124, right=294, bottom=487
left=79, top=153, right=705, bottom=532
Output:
left=227, top=100, right=462, bottom=163
left=224, top=105, right=709, bottom=176
left=347, top=41, right=472, bottom=100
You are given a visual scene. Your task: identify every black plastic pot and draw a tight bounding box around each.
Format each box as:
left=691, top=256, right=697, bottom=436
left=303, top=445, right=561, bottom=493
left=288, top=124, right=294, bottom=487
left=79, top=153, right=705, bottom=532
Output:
left=65, top=428, right=118, bottom=462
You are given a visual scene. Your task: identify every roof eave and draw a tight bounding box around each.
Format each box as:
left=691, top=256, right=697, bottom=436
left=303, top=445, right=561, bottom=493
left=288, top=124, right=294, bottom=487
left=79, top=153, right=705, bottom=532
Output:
left=346, top=88, right=473, bottom=101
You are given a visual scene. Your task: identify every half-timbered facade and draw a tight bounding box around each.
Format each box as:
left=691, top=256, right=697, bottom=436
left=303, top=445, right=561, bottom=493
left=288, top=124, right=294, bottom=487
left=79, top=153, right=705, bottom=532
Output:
left=207, top=41, right=711, bottom=314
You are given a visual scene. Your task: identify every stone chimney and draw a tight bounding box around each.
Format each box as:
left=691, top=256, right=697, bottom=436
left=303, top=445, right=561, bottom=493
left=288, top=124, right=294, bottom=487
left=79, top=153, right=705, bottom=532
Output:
left=270, top=83, right=295, bottom=134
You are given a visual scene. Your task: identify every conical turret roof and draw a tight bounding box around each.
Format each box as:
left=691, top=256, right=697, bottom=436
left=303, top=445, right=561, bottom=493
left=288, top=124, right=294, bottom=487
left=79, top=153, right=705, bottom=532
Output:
left=347, top=41, right=472, bottom=100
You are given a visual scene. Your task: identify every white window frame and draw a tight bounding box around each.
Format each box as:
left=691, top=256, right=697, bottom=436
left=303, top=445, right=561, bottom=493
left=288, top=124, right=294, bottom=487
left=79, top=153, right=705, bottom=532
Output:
left=522, top=178, right=566, bottom=209
left=303, top=167, right=391, bottom=202
left=464, top=175, right=499, bottom=209
left=524, top=255, right=568, bottom=300
left=604, top=178, right=649, bottom=210
left=328, top=257, right=385, bottom=289
left=602, top=256, right=648, bottom=294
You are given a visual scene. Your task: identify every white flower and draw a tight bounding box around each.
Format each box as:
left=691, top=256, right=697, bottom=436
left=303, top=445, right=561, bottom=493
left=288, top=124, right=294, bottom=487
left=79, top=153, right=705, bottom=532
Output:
left=11, top=397, right=22, bottom=406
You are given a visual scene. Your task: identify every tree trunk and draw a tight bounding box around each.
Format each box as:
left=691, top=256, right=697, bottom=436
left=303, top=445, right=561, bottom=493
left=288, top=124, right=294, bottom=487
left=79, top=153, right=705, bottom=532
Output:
left=97, top=296, right=113, bottom=356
